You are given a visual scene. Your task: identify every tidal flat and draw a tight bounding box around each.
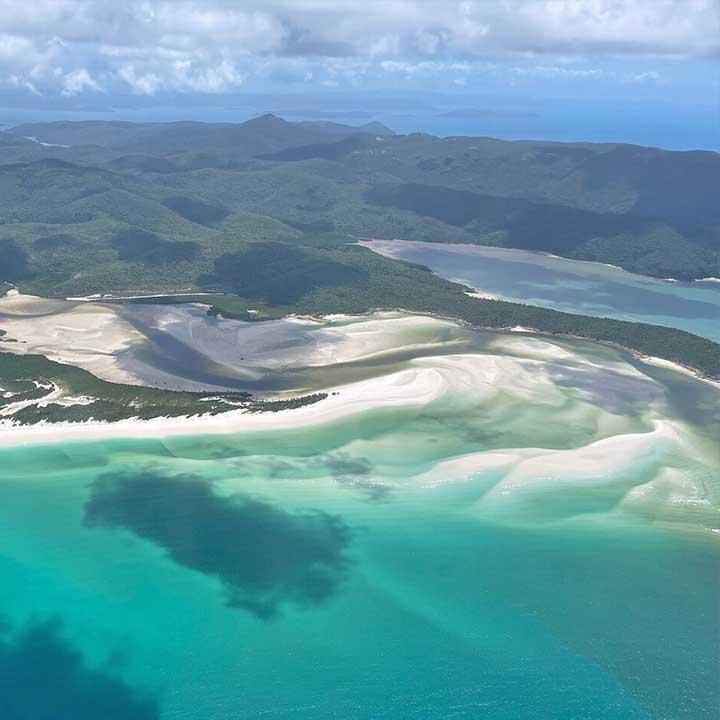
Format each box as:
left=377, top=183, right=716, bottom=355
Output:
left=0, top=306, right=719, bottom=718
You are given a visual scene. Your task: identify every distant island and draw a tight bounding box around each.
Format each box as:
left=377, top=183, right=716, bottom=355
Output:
left=437, top=108, right=540, bottom=119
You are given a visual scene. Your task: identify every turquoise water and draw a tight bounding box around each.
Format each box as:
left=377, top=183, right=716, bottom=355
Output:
left=362, top=240, right=720, bottom=342
left=1, top=331, right=719, bottom=719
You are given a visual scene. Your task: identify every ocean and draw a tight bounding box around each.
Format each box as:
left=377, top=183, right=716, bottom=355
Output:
left=1, top=322, right=718, bottom=718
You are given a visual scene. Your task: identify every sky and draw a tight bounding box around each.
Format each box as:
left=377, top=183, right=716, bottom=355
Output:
left=0, top=0, right=718, bottom=149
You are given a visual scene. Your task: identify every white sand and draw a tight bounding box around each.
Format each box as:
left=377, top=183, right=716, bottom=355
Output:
left=1, top=337, right=714, bottom=531
left=414, top=452, right=522, bottom=487
left=492, top=335, right=576, bottom=361
left=410, top=419, right=685, bottom=496
left=641, top=355, right=720, bottom=390
left=0, top=293, right=143, bottom=384
left=301, top=312, right=459, bottom=366
left=1, top=295, right=715, bottom=516
left=0, top=350, right=562, bottom=449
left=0, top=296, right=467, bottom=390
left=0, top=359, right=456, bottom=448
left=491, top=419, right=681, bottom=493
left=491, top=333, right=655, bottom=381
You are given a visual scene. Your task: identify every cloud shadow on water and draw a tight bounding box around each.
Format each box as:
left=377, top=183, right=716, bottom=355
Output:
left=84, top=471, right=352, bottom=619
left=545, top=363, right=663, bottom=414
left=0, top=616, right=158, bottom=720
left=325, top=452, right=391, bottom=502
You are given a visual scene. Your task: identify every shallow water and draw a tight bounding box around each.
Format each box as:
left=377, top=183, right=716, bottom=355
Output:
left=1, top=326, right=719, bottom=719
left=361, top=240, right=720, bottom=342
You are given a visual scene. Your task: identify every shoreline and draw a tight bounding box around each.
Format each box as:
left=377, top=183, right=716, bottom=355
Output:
left=356, top=238, right=700, bottom=283
left=4, top=360, right=716, bottom=543
left=312, top=306, right=720, bottom=389
left=1, top=308, right=718, bottom=449
left=0, top=355, right=477, bottom=449
left=66, top=291, right=224, bottom=302
left=3, top=292, right=718, bottom=391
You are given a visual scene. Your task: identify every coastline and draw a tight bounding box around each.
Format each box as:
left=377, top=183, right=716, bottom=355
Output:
left=2, top=293, right=718, bottom=401
left=1, top=311, right=718, bottom=449
left=356, top=238, right=692, bottom=282
left=3, top=365, right=713, bottom=538
left=332, top=306, right=720, bottom=389
left=0, top=358, right=464, bottom=449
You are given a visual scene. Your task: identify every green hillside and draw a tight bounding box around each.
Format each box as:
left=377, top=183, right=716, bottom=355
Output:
left=365, top=183, right=718, bottom=279
left=4, top=115, right=719, bottom=280
left=1, top=116, right=719, bottom=380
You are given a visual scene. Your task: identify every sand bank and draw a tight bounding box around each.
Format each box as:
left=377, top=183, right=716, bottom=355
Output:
left=412, top=419, right=683, bottom=491
left=0, top=357, right=469, bottom=448
left=0, top=347, right=582, bottom=449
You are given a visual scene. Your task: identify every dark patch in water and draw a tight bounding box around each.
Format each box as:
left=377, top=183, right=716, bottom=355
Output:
left=545, top=363, right=663, bottom=414
left=325, top=452, right=390, bottom=501
left=0, top=616, right=158, bottom=720
left=264, top=457, right=305, bottom=479
left=84, top=471, right=351, bottom=619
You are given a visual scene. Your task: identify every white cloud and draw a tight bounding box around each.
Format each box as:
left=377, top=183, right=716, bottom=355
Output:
left=0, top=32, right=61, bottom=85
left=118, top=53, right=244, bottom=95
left=0, top=1, right=714, bottom=96
left=118, top=64, right=162, bottom=95
left=626, top=70, right=661, bottom=83
left=380, top=60, right=472, bottom=76
left=61, top=67, right=101, bottom=95
left=415, top=30, right=443, bottom=55
left=9, top=73, right=40, bottom=95
left=515, top=65, right=606, bottom=80
left=170, top=58, right=245, bottom=93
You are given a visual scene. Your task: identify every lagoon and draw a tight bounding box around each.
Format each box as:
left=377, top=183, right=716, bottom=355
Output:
left=361, top=240, right=720, bottom=342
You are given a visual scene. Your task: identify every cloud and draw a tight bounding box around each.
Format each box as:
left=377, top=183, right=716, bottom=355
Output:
left=118, top=57, right=245, bottom=94
left=626, top=70, right=662, bottom=84
left=61, top=67, right=101, bottom=95
left=0, top=1, right=715, bottom=96
left=380, top=60, right=472, bottom=76
left=8, top=74, right=40, bottom=95
left=118, top=64, right=161, bottom=95
left=514, top=65, right=606, bottom=80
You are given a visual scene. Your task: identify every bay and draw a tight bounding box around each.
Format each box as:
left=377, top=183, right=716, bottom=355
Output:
left=360, top=239, right=720, bottom=342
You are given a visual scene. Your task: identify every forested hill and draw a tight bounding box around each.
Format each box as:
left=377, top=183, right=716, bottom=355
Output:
left=10, top=115, right=394, bottom=160
left=4, top=115, right=719, bottom=280
left=1, top=115, right=720, bottom=380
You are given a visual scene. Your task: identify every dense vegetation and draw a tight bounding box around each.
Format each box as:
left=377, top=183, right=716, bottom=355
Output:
left=365, top=183, right=718, bottom=278
left=0, top=351, right=326, bottom=425
left=3, top=115, right=719, bottom=283
left=113, top=243, right=720, bottom=379
left=1, top=115, right=719, bottom=386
